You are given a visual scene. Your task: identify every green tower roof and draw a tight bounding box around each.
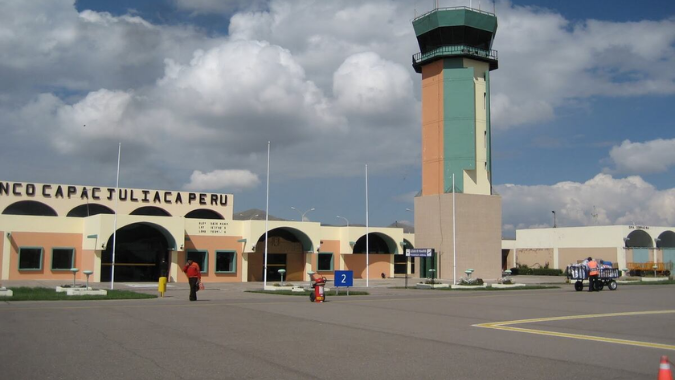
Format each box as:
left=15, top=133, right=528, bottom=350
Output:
left=412, top=7, right=498, bottom=72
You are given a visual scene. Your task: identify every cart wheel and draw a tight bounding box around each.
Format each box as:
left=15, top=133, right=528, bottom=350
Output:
left=574, top=281, right=583, bottom=291
left=309, top=292, right=316, bottom=302
left=595, top=282, right=604, bottom=291
left=608, top=280, right=618, bottom=291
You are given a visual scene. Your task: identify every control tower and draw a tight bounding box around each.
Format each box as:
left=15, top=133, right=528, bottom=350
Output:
left=411, top=6, right=502, bottom=282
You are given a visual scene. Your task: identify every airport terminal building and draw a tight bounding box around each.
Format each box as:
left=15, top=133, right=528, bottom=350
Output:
left=0, top=180, right=415, bottom=284
left=502, top=226, right=675, bottom=274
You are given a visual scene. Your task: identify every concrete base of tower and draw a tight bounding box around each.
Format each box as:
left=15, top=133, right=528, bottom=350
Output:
left=414, top=192, right=502, bottom=283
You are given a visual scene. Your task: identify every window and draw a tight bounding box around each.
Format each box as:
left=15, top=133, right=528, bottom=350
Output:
left=215, top=251, right=236, bottom=273
left=19, top=247, right=43, bottom=270
left=186, top=250, right=208, bottom=273
left=51, top=248, right=75, bottom=270
left=317, top=252, right=333, bottom=272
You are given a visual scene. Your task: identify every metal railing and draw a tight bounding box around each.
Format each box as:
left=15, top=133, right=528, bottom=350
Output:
left=413, top=45, right=498, bottom=65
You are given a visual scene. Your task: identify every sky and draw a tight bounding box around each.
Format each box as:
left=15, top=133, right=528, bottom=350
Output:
left=0, top=0, right=674, bottom=237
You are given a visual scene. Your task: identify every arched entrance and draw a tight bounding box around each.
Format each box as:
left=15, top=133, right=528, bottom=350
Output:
left=100, top=223, right=173, bottom=282
left=625, top=230, right=653, bottom=263
left=247, top=227, right=313, bottom=282
left=658, top=231, right=675, bottom=268
left=348, top=233, right=397, bottom=279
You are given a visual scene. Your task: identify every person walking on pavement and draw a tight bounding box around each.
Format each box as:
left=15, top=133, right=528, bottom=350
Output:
left=183, top=258, right=201, bottom=301
left=587, top=257, right=599, bottom=292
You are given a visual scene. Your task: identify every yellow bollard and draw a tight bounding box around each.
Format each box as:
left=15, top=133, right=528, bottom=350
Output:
left=158, top=277, right=167, bottom=297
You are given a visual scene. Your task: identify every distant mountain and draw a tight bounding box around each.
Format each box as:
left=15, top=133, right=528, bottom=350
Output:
left=233, top=209, right=286, bottom=221
left=388, top=221, right=415, bottom=233
left=234, top=209, right=415, bottom=232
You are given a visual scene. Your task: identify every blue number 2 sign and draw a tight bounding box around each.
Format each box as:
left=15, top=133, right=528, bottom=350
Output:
left=334, top=270, right=353, bottom=287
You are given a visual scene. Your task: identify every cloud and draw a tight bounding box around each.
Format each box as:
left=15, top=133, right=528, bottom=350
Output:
left=173, top=0, right=267, bottom=14
left=333, top=52, right=414, bottom=117
left=490, top=0, right=675, bottom=129
left=0, top=0, right=221, bottom=106
left=184, top=169, right=260, bottom=191
left=605, top=138, right=675, bottom=174
left=1, top=0, right=674, bottom=230
left=497, top=174, right=675, bottom=232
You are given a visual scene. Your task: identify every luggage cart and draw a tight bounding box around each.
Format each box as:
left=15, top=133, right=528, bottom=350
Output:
left=566, top=264, right=620, bottom=291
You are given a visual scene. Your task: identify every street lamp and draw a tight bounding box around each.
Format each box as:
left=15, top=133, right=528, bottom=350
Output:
left=336, top=215, right=349, bottom=226
left=291, top=207, right=315, bottom=222
left=552, top=211, right=557, bottom=228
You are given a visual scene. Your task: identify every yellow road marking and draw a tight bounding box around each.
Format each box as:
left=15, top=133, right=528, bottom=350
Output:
left=474, top=310, right=675, bottom=351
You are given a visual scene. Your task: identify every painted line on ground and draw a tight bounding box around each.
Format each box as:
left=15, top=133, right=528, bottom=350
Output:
left=474, top=310, right=675, bottom=351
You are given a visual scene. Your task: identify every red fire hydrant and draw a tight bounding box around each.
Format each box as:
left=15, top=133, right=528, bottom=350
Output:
left=310, top=273, right=326, bottom=303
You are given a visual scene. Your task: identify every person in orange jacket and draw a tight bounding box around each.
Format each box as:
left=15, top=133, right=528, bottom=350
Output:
left=183, top=259, right=201, bottom=301
left=587, top=257, right=599, bottom=292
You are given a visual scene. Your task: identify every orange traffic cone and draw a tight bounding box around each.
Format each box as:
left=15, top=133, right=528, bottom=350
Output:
left=659, top=356, right=673, bottom=380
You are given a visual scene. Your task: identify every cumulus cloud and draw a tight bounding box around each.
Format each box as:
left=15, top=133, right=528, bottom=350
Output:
left=1, top=0, right=674, bottom=228
left=5, top=1, right=425, bottom=185
left=0, top=0, right=221, bottom=106
left=605, top=139, right=675, bottom=175
left=490, top=0, right=675, bottom=129
left=184, top=169, right=260, bottom=191
left=173, top=0, right=267, bottom=14
left=334, top=52, right=414, bottom=116
left=497, top=174, right=675, bottom=235
left=228, top=0, right=420, bottom=92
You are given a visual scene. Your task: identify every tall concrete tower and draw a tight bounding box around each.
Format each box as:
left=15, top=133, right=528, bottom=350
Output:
left=412, top=6, right=502, bottom=282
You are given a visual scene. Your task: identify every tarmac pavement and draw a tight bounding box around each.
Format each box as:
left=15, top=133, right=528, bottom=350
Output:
left=4, top=275, right=670, bottom=380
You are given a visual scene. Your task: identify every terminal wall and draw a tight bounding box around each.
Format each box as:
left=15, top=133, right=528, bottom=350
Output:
left=415, top=192, right=502, bottom=281
left=342, top=254, right=391, bottom=279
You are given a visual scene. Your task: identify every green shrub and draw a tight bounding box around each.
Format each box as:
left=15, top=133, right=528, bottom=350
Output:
left=531, top=268, right=563, bottom=276
left=510, top=267, right=562, bottom=276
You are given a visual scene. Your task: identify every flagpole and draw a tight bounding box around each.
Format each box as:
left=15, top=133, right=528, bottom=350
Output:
left=110, top=143, right=121, bottom=290
left=452, top=173, right=456, bottom=285
left=365, top=164, right=369, bottom=288
left=263, top=141, right=270, bottom=289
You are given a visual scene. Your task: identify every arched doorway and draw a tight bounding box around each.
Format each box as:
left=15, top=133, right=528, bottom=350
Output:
left=657, top=231, right=675, bottom=271
left=100, top=223, right=173, bottom=282
left=248, top=227, right=313, bottom=282
left=349, top=233, right=397, bottom=279
left=625, top=230, right=653, bottom=263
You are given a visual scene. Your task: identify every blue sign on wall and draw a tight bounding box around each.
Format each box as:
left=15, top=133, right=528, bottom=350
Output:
left=334, top=270, right=353, bottom=287
left=406, top=248, right=434, bottom=257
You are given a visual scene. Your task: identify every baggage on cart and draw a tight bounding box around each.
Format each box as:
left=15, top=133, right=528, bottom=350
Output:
left=566, top=264, right=620, bottom=291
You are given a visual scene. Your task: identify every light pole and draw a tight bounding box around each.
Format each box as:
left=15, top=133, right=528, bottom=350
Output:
left=291, top=207, right=315, bottom=222
left=552, top=211, right=557, bottom=228
left=336, top=215, right=349, bottom=226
